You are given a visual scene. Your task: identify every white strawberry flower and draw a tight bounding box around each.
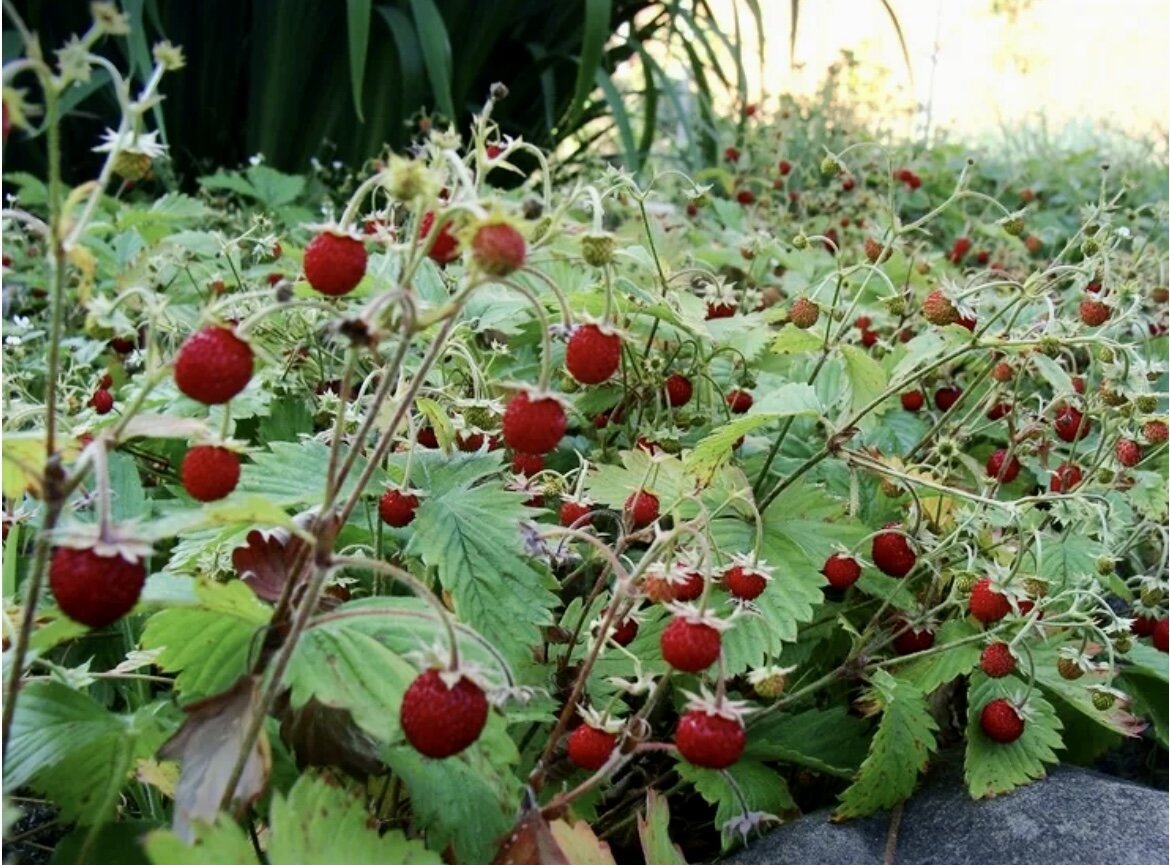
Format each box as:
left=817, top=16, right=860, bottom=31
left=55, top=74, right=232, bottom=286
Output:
left=92, top=128, right=167, bottom=159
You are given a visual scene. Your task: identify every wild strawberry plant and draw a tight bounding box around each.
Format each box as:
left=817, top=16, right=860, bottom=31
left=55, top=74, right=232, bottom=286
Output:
left=2, top=9, right=1168, bottom=864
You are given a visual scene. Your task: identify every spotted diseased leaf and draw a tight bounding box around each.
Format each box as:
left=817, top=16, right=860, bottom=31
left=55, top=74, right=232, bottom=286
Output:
left=406, top=477, right=559, bottom=672
left=141, top=579, right=271, bottom=700
left=3, top=681, right=168, bottom=826
left=159, top=675, right=272, bottom=842
left=490, top=793, right=570, bottom=865
left=964, top=671, right=1063, bottom=799
left=833, top=670, right=939, bottom=819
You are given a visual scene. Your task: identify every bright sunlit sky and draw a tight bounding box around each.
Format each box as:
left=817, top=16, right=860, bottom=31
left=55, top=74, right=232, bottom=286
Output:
left=712, top=0, right=1170, bottom=143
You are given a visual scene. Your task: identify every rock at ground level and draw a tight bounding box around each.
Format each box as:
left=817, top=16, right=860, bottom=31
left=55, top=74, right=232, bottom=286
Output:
left=723, top=765, right=1168, bottom=865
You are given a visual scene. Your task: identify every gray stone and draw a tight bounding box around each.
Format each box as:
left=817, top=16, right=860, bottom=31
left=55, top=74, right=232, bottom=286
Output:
left=723, top=764, right=1168, bottom=865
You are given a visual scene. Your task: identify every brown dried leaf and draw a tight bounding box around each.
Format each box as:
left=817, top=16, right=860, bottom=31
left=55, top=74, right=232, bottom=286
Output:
left=491, top=790, right=569, bottom=865
left=159, top=675, right=271, bottom=841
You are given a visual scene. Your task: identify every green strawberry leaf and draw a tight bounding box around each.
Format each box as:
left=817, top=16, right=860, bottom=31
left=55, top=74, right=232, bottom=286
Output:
left=745, top=705, right=870, bottom=777
left=638, top=789, right=688, bottom=865
left=4, top=682, right=169, bottom=825
left=838, top=344, right=889, bottom=423
left=141, top=579, right=271, bottom=700
left=146, top=771, right=443, bottom=865
left=677, top=760, right=795, bottom=846
left=964, top=671, right=1063, bottom=799
left=406, top=471, right=559, bottom=675
left=834, top=670, right=939, bottom=819
left=267, top=771, right=443, bottom=863
left=893, top=619, right=983, bottom=692
left=383, top=715, right=519, bottom=865
left=237, top=440, right=385, bottom=508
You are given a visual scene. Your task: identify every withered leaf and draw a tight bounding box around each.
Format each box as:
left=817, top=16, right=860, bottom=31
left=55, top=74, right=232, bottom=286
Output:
left=159, top=675, right=271, bottom=842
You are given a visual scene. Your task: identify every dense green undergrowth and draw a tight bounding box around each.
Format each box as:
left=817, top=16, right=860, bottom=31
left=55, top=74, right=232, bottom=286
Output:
left=2, top=7, right=1168, bottom=865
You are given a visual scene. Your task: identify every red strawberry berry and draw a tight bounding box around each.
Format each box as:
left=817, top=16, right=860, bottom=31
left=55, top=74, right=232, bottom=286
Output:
left=992, top=362, right=1014, bottom=383
left=986, top=402, right=1012, bottom=421
left=400, top=668, right=489, bottom=758
left=723, top=564, right=768, bottom=601
left=89, top=388, right=114, bottom=415
left=980, top=698, right=1024, bottom=744
left=986, top=449, right=1021, bottom=483
left=673, top=571, right=705, bottom=602
left=660, top=616, right=722, bottom=672
left=1132, top=615, right=1158, bottom=637
left=560, top=499, right=593, bottom=527
left=675, top=710, right=745, bottom=769
left=922, top=289, right=959, bottom=326
left=935, top=386, right=962, bottom=411
left=723, top=146, right=740, bottom=162
left=664, top=374, right=693, bottom=408
left=947, top=236, right=972, bottom=265
left=379, top=488, right=420, bottom=527
left=1155, top=619, right=1169, bottom=653
left=609, top=614, right=639, bottom=646
left=421, top=211, right=460, bottom=264
left=567, top=725, right=617, bottom=771
left=735, top=189, right=755, bottom=206
left=181, top=445, right=241, bottom=502
left=98, top=372, right=114, bottom=389
left=726, top=390, right=754, bottom=413
left=969, top=577, right=1012, bottom=624
left=50, top=546, right=147, bottom=628
left=303, top=231, right=367, bottom=296
left=892, top=621, right=935, bottom=655
left=871, top=524, right=916, bottom=577
left=512, top=452, right=544, bottom=476
left=1115, top=438, right=1142, bottom=467
left=980, top=642, right=1017, bottom=678
left=417, top=426, right=439, bottom=449
left=624, top=489, right=660, bottom=528
left=566, top=324, right=621, bottom=384
left=822, top=553, right=861, bottom=590
left=174, top=326, right=254, bottom=405
left=789, top=297, right=820, bottom=329
left=1079, top=299, right=1110, bottom=327
left=901, top=391, right=925, bottom=412
left=1053, top=405, right=1090, bottom=442
left=706, top=301, right=737, bottom=319
left=1049, top=463, right=1083, bottom=493
left=778, top=160, right=792, bottom=176
left=1144, top=420, right=1168, bottom=444
left=502, top=391, right=565, bottom=455
left=472, top=221, right=526, bottom=277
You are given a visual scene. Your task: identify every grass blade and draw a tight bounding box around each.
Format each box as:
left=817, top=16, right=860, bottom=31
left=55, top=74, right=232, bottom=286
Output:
left=409, top=0, right=456, bottom=120
left=595, top=66, right=637, bottom=171
left=561, top=0, right=611, bottom=133
left=346, top=0, right=372, bottom=122
left=878, top=0, right=914, bottom=83
left=789, top=0, right=799, bottom=71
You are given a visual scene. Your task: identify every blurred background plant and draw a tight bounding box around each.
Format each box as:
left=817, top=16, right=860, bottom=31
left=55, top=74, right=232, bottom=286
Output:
left=2, top=0, right=773, bottom=184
